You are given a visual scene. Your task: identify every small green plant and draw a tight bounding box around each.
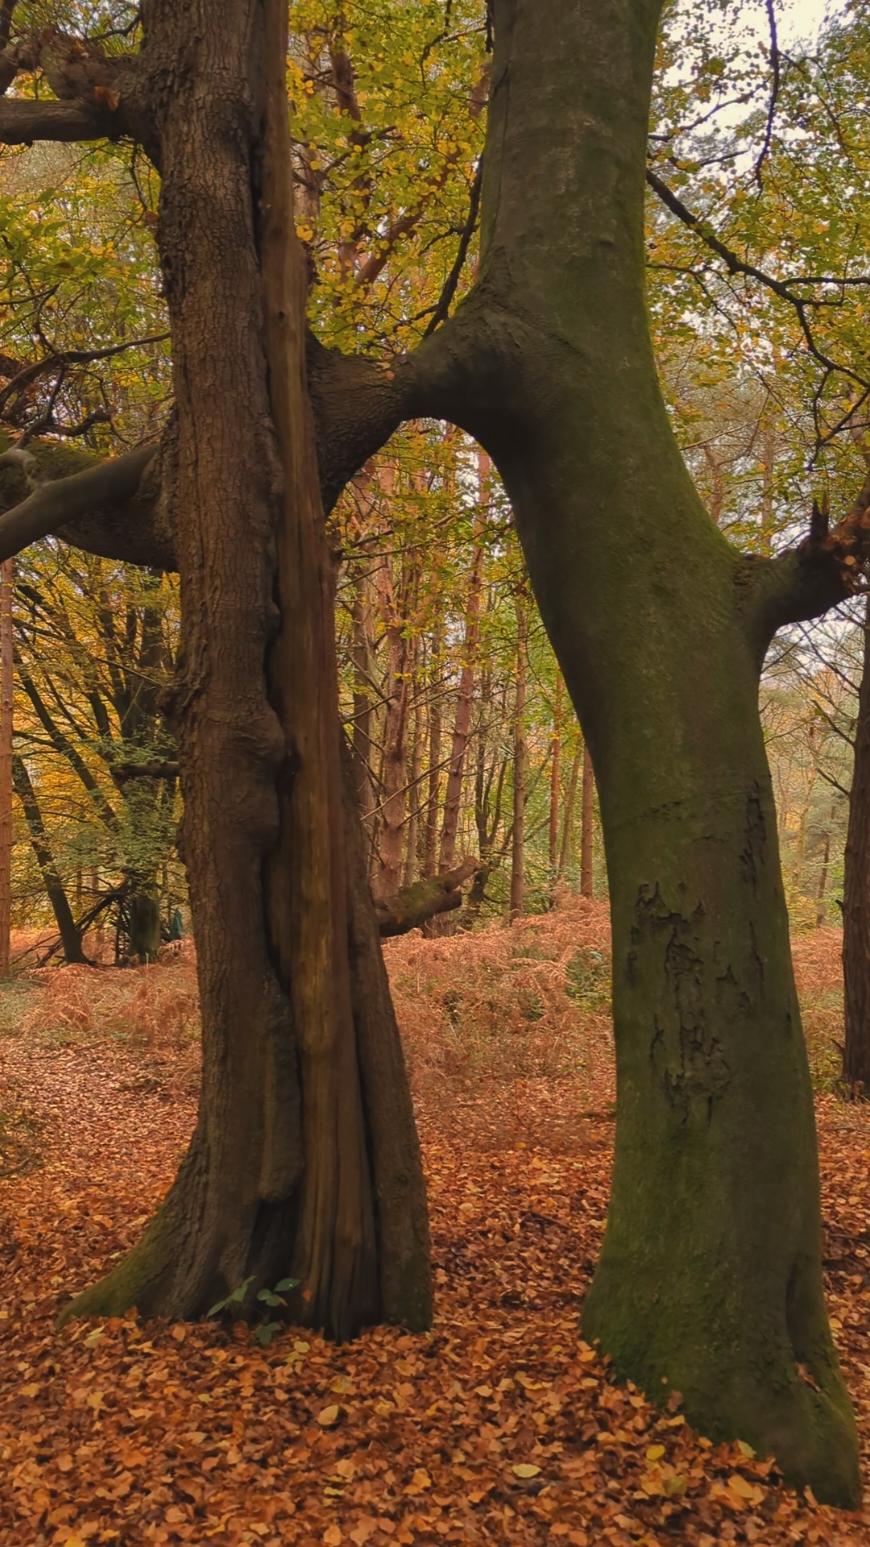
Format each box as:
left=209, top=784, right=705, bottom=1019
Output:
left=565, top=948, right=609, bottom=1013
left=207, top=1275, right=299, bottom=1345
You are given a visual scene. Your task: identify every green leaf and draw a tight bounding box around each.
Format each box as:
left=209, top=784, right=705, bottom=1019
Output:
left=256, top=1288, right=286, bottom=1307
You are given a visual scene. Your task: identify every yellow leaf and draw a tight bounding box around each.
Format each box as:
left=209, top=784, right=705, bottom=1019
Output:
left=645, top=1444, right=665, bottom=1461
left=727, top=1473, right=764, bottom=1506
left=316, top=1403, right=343, bottom=1427
left=511, top=1462, right=541, bottom=1479
left=407, top=1467, right=432, bottom=1493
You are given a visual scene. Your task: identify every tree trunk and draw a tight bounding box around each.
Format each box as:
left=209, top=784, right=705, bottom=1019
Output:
left=557, top=741, right=581, bottom=880
left=814, top=801, right=835, bottom=930
left=373, top=546, right=415, bottom=901
left=350, top=566, right=378, bottom=845
left=423, top=630, right=442, bottom=876
left=62, top=0, right=429, bottom=1340
left=128, top=885, right=162, bottom=961
left=579, top=741, right=594, bottom=899
left=548, top=675, right=562, bottom=876
left=430, top=0, right=857, bottom=1500
left=12, top=754, right=85, bottom=965
left=0, top=557, right=12, bottom=973
left=842, top=596, right=870, bottom=1091
left=509, top=593, right=527, bottom=919
left=438, top=488, right=486, bottom=871
left=403, top=696, right=423, bottom=887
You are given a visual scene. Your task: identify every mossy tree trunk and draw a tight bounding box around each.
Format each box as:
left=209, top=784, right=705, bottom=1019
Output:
left=63, top=0, right=429, bottom=1341
left=843, top=595, right=870, bottom=1092
left=411, top=0, right=858, bottom=1503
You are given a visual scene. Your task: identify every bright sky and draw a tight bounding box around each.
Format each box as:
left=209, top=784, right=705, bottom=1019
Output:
left=768, top=0, right=848, bottom=46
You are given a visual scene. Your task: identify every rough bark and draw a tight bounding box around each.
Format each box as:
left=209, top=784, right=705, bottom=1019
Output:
left=842, top=596, right=870, bottom=1092
left=61, top=0, right=429, bottom=1341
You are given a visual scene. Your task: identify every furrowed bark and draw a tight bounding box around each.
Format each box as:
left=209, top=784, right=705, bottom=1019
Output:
left=61, top=0, right=429, bottom=1339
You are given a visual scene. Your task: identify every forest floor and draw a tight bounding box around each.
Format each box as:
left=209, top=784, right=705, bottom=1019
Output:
left=1, top=900, right=869, bottom=1546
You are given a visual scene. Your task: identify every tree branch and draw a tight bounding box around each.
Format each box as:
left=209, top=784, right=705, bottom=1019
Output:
left=0, top=442, right=163, bottom=564
left=745, top=466, right=870, bottom=642
left=0, top=97, right=110, bottom=144
left=754, top=0, right=781, bottom=190
left=375, top=857, right=479, bottom=937
left=645, top=167, right=870, bottom=392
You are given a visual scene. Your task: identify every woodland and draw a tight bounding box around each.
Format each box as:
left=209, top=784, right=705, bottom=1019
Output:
left=0, top=0, right=869, bottom=1542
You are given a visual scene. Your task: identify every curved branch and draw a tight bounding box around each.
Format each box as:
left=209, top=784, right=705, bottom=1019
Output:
left=0, top=443, right=160, bottom=563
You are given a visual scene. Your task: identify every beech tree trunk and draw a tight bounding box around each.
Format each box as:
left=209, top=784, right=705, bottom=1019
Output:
left=424, top=0, right=857, bottom=1501
left=842, top=596, right=870, bottom=1091
left=63, top=0, right=429, bottom=1340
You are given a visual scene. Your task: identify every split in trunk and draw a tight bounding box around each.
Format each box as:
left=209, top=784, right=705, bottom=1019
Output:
left=61, top=0, right=429, bottom=1342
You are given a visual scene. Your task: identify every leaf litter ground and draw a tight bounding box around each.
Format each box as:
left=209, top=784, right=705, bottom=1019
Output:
left=1, top=902, right=869, bottom=1546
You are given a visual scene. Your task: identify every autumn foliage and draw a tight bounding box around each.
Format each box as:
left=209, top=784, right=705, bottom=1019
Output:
left=2, top=904, right=868, bottom=1544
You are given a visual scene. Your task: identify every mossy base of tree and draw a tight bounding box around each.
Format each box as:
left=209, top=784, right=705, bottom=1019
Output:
left=583, top=1267, right=859, bottom=1508
left=57, top=1120, right=429, bottom=1337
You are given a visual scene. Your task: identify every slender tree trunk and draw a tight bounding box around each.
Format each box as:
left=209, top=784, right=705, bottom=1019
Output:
left=12, top=755, right=85, bottom=965
left=509, top=594, right=527, bottom=919
left=63, top=0, right=429, bottom=1340
left=438, top=467, right=487, bottom=871
left=0, top=557, right=12, bottom=974
left=373, top=555, right=415, bottom=901
left=425, top=0, right=857, bottom=1498
left=404, top=696, right=423, bottom=886
left=842, top=596, right=870, bottom=1090
left=579, top=741, right=594, bottom=899
left=557, top=741, right=581, bottom=880
left=548, top=674, right=562, bottom=876
left=423, top=630, right=442, bottom=876
left=350, top=569, right=377, bottom=829
left=813, top=797, right=836, bottom=929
